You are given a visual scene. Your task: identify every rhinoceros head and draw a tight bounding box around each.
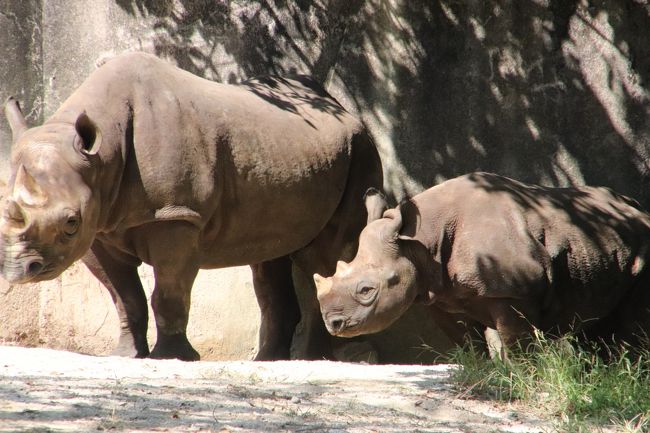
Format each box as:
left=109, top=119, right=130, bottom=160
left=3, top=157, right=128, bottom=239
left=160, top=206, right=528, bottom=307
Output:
left=314, top=206, right=421, bottom=337
left=0, top=98, right=102, bottom=283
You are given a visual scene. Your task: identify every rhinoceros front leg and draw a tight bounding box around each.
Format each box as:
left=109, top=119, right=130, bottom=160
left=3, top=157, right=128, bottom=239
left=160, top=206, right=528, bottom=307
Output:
left=487, top=298, right=537, bottom=352
left=83, top=243, right=150, bottom=358
left=426, top=305, right=484, bottom=346
left=289, top=262, right=336, bottom=360
left=141, top=222, right=201, bottom=361
left=251, top=255, right=300, bottom=360
left=484, top=327, right=506, bottom=360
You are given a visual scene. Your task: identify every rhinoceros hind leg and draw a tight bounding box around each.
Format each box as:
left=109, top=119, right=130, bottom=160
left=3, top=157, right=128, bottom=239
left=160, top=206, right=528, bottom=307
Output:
left=488, top=298, right=537, bottom=351
left=83, top=243, right=150, bottom=358
left=586, top=274, right=650, bottom=351
left=251, top=256, right=300, bottom=360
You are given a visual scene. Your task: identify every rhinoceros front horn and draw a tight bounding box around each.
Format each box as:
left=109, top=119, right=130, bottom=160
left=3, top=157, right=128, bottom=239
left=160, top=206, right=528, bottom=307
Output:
left=4, top=97, right=28, bottom=143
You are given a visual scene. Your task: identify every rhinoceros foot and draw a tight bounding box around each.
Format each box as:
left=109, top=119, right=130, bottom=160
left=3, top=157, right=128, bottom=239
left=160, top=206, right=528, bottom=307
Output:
left=111, top=331, right=150, bottom=358
left=150, top=333, right=200, bottom=361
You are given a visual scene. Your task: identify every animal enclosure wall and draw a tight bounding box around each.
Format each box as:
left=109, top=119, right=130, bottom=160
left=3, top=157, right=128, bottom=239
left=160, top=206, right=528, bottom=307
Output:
left=0, top=0, right=648, bottom=362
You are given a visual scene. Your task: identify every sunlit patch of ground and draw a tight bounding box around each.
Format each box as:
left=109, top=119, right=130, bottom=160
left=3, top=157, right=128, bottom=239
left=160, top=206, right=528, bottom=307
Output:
left=0, top=346, right=550, bottom=433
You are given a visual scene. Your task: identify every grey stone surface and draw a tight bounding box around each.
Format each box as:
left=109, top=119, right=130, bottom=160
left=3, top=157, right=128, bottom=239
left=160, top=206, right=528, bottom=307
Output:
left=0, top=0, right=42, bottom=180
left=0, top=0, right=648, bottom=363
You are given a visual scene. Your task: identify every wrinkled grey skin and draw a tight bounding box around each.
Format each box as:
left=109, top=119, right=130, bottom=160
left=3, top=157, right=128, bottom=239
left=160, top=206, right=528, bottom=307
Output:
left=315, top=172, right=650, bottom=352
left=0, top=52, right=383, bottom=361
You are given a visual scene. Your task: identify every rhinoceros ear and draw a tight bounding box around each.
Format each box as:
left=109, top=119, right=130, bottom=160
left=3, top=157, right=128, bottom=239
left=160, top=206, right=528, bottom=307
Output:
left=364, top=188, right=388, bottom=224
left=13, top=164, right=48, bottom=207
left=4, top=97, right=28, bottom=143
left=74, top=111, right=102, bottom=156
left=381, top=208, right=403, bottom=239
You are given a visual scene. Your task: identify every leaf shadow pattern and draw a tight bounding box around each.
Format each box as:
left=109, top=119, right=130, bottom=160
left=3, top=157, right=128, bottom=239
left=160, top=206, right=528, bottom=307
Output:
left=116, top=0, right=362, bottom=83
left=113, top=1, right=650, bottom=205
left=332, top=1, right=650, bottom=201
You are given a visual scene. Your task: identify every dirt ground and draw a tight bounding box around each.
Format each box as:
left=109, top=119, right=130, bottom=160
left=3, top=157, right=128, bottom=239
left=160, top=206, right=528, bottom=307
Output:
left=0, top=345, right=556, bottom=433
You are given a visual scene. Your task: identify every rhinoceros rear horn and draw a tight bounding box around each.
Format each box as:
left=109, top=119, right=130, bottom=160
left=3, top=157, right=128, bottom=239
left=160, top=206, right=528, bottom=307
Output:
left=3, top=198, right=26, bottom=227
left=13, top=164, right=48, bottom=207
left=4, top=97, right=28, bottom=143
left=335, top=260, right=350, bottom=274
left=75, top=111, right=102, bottom=156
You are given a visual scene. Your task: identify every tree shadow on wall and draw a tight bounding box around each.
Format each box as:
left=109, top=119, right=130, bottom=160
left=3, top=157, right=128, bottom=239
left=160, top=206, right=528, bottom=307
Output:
left=115, top=0, right=650, bottom=206
left=332, top=0, right=649, bottom=202
left=115, top=0, right=362, bottom=83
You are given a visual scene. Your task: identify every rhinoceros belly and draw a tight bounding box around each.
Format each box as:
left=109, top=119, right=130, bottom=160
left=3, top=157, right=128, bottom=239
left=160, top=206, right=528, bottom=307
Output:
left=196, top=156, right=349, bottom=268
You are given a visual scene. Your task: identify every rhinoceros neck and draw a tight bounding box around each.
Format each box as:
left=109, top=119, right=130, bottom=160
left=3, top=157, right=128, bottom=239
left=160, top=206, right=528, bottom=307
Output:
left=47, top=65, right=137, bottom=231
left=400, top=196, right=455, bottom=300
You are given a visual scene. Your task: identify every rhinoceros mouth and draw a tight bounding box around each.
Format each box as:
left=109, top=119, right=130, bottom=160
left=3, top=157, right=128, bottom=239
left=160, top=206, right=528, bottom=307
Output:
left=1, top=268, right=40, bottom=284
left=326, top=318, right=363, bottom=337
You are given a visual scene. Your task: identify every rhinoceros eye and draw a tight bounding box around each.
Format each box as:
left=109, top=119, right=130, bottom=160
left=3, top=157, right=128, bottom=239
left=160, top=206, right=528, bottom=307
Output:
left=355, top=284, right=378, bottom=306
left=359, top=286, right=373, bottom=295
left=63, top=216, right=80, bottom=236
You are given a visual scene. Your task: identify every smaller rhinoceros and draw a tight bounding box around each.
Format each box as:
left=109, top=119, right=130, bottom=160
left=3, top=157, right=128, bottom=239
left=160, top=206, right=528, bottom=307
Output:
left=314, top=173, right=650, bottom=353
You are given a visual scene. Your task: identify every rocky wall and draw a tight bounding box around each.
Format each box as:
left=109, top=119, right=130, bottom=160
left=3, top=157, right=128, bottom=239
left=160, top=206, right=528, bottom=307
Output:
left=0, top=0, right=648, bottom=362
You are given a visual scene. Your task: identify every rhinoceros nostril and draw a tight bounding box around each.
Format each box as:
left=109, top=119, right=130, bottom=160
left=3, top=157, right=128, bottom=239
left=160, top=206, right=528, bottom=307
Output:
left=329, top=318, right=344, bottom=333
left=26, top=260, right=44, bottom=276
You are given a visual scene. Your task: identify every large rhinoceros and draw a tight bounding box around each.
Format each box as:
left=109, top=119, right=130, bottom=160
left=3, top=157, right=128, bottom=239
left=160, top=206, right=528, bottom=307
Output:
left=0, top=52, right=383, bottom=361
left=314, top=173, right=650, bottom=353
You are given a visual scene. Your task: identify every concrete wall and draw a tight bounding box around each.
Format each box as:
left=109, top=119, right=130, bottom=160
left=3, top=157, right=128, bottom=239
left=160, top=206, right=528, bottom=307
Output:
left=0, top=0, right=648, bottom=362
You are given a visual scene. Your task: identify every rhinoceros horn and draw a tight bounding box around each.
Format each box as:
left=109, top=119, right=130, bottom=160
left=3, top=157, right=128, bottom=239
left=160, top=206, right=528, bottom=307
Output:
left=313, top=273, right=333, bottom=298
left=335, top=260, right=350, bottom=274
left=3, top=198, right=25, bottom=227
left=13, top=164, right=48, bottom=207
left=4, top=97, right=28, bottom=143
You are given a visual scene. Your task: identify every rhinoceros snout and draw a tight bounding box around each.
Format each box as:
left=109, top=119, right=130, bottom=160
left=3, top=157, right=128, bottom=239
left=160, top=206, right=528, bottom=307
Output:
left=1, top=256, right=46, bottom=284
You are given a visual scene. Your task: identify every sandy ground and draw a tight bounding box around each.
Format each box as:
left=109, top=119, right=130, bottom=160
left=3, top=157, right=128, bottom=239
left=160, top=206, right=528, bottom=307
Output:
left=0, top=345, right=554, bottom=433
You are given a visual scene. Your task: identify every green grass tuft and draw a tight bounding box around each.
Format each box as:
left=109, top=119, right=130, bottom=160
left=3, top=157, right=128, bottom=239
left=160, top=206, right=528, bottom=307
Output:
left=445, top=330, right=650, bottom=431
